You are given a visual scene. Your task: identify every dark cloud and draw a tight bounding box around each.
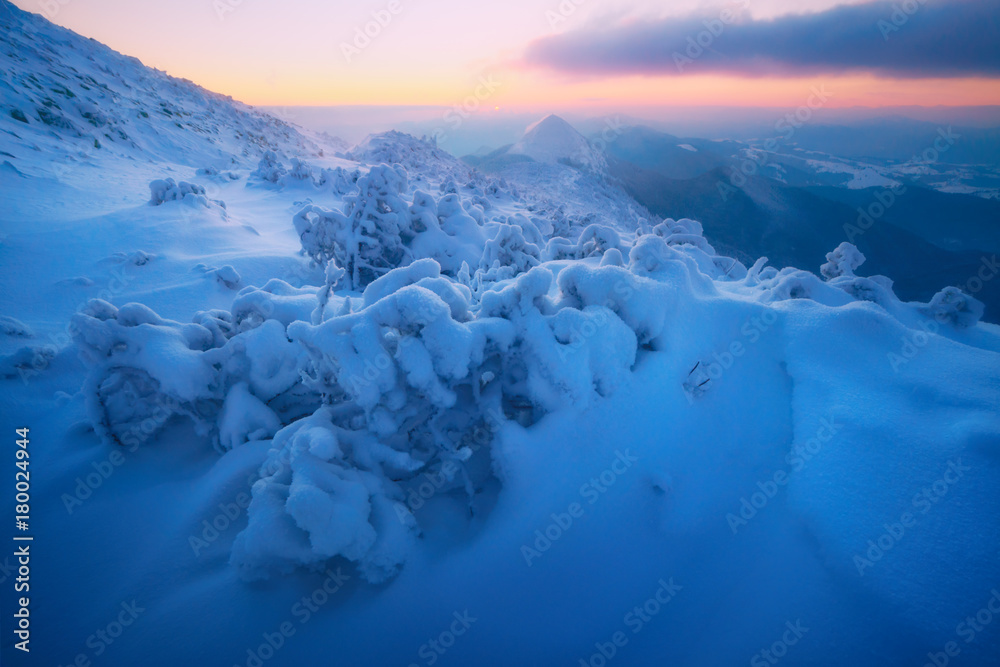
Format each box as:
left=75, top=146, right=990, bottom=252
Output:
left=524, top=0, right=1000, bottom=78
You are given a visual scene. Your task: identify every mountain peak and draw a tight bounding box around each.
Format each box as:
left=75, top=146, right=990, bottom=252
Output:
left=509, top=114, right=605, bottom=171
left=524, top=113, right=576, bottom=132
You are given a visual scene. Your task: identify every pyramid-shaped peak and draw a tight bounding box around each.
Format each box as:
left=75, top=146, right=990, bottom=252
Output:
left=509, top=114, right=604, bottom=170
left=524, top=114, right=579, bottom=133
left=518, top=115, right=588, bottom=145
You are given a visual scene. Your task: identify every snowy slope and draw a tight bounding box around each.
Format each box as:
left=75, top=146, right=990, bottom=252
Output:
left=2, top=8, right=1000, bottom=667
left=347, top=130, right=475, bottom=186
left=0, top=4, right=330, bottom=179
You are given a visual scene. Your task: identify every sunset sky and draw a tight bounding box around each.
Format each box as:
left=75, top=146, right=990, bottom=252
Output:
left=8, top=0, right=999, bottom=110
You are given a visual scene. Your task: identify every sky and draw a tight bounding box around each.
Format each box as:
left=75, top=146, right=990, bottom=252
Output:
left=7, top=0, right=1000, bottom=111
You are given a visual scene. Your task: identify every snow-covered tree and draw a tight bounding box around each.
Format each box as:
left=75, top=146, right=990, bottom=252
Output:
left=821, top=242, right=866, bottom=280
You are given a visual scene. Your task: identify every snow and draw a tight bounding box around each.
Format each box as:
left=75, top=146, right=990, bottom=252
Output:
left=677, top=144, right=698, bottom=152
left=805, top=160, right=901, bottom=190
left=820, top=241, right=866, bottom=280
left=3, top=5, right=1000, bottom=667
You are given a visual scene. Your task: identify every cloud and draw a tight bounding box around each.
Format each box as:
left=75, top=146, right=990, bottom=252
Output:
left=523, top=0, right=1000, bottom=78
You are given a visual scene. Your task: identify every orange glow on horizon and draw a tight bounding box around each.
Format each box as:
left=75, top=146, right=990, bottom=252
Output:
left=213, top=70, right=1000, bottom=111
left=13, top=0, right=999, bottom=112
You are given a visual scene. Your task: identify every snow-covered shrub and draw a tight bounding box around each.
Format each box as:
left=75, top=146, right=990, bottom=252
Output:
left=650, top=218, right=715, bottom=255
left=294, top=165, right=487, bottom=289
left=821, top=242, right=866, bottom=280
left=480, top=223, right=541, bottom=275
left=197, top=165, right=239, bottom=180
left=920, top=286, right=985, bottom=328
left=544, top=236, right=579, bottom=261
left=600, top=248, right=624, bottom=267
left=293, top=204, right=351, bottom=269
left=348, top=131, right=468, bottom=185
left=231, top=279, right=319, bottom=331
left=218, top=382, right=281, bottom=451
left=108, top=249, right=155, bottom=266
left=290, top=277, right=511, bottom=419
left=72, top=296, right=308, bottom=450
left=408, top=192, right=485, bottom=275
left=576, top=224, right=622, bottom=258
left=148, top=177, right=220, bottom=208
left=512, top=214, right=549, bottom=247
left=333, top=164, right=411, bottom=288
left=360, top=258, right=469, bottom=313
left=757, top=268, right=840, bottom=305
left=148, top=179, right=227, bottom=222
left=226, top=271, right=511, bottom=580
left=312, top=260, right=350, bottom=325
left=557, top=261, right=673, bottom=348
left=223, top=252, right=677, bottom=581
left=477, top=266, right=639, bottom=413
left=472, top=262, right=519, bottom=293
left=0, top=316, right=34, bottom=338
left=191, top=309, right=236, bottom=348
left=209, top=265, right=241, bottom=289
left=0, top=345, right=55, bottom=380
left=231, top=408, right=419, bottom=583
left=830, top=275, right=896, bottom=307
left=286, top=157, right=314, bottom=182
left=71, top=300, right=224, bottom=446
left=317, top=166, right=360, bottom=194
left=250, top=150, right=287, bottom=183
left=543, top=224, right=621, bottom=261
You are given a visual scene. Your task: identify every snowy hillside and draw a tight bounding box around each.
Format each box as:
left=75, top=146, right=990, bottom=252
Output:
left=2, top=6, right=1000, bottom=667
left=0, top=5, right=326, bottom=179
left=346, top=130, right=475, bottom=186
